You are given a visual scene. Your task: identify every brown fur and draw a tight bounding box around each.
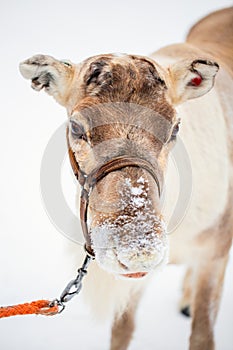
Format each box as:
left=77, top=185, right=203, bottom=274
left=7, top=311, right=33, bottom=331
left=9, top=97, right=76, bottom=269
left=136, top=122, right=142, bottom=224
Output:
left=110, top=289, right=142, bottom=350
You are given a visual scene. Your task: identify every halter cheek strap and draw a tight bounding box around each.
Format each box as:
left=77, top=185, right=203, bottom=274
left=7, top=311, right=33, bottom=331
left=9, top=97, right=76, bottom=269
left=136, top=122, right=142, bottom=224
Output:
left=67, top=129, right=162, bottom=257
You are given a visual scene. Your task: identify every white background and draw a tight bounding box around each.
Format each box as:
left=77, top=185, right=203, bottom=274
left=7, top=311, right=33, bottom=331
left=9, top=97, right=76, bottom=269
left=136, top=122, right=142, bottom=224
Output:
left=0, top=1, right=233, bottom=349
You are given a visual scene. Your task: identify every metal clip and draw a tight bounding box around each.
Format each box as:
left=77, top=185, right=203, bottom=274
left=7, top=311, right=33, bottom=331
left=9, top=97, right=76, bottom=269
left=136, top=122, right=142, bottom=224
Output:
left=50, top=253, right=94, bottom=313
left=49, top=299, right=66, bottom=314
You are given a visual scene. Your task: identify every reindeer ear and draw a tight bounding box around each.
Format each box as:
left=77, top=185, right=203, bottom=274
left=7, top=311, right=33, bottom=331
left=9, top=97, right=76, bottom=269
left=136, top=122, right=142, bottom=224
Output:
left=19, top=54, right=75, bottom=105
left=167, top=59, right=219, bottom=105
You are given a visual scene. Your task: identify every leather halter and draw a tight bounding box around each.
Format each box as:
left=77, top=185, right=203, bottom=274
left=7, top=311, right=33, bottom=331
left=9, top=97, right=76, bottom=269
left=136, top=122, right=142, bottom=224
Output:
left=67, top=132, right=161, bottom=257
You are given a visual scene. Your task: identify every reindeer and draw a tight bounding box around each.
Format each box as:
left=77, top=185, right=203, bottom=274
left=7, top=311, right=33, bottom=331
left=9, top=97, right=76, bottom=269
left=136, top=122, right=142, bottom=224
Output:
left=19, top=7, right=233, bottom=350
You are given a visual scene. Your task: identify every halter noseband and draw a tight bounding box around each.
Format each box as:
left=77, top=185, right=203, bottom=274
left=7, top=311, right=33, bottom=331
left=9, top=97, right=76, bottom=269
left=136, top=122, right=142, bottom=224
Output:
left=67, top=132, right=162, bottom=257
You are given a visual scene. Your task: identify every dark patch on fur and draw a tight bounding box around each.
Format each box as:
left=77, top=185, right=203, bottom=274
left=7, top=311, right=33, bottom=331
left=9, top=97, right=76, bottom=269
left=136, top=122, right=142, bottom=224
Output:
left=32, top=72, right=54, bottom=88
left=131, top=56, right=167, bottom=87
left=190, top=59, right=219, bottom=73
left=86, top=60, right=109, bottom=85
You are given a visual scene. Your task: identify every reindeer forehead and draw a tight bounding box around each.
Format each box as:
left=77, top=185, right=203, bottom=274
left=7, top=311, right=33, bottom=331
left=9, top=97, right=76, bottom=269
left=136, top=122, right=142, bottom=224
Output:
left=77, top=54, right=174, bottom=122
left=81, top=54, right=166, bottom=92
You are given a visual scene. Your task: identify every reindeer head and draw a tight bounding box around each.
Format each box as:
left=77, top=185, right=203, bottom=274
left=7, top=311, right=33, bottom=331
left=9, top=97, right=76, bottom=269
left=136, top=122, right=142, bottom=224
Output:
left=19, top=53, right=218, bottom=278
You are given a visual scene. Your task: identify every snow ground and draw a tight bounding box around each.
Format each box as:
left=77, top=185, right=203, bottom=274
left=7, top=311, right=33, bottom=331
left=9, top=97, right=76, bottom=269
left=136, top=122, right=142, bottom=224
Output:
left=0, top=1, right=233, bottom=349
left=0, top=256, right=232, bottom=350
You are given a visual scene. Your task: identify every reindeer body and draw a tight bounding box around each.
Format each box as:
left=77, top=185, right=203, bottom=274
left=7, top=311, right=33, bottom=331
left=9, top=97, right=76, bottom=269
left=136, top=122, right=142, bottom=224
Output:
left=153, top=8, right=233, bottom=265
left=20, top=7, right=233, bottom=350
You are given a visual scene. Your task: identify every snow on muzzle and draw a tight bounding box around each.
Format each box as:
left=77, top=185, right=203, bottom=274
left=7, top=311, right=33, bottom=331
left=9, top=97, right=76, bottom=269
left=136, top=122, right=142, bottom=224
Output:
left=90, top=212, right=168, bottom=275
left=90, top=219, right=168, bottom=275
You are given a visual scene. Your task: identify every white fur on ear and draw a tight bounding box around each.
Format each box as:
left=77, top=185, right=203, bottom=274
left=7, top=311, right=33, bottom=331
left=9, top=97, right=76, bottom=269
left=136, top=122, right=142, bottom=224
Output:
left=19, top=54, right=75, bottom=105
left=167, top=59, right=219, bottom=104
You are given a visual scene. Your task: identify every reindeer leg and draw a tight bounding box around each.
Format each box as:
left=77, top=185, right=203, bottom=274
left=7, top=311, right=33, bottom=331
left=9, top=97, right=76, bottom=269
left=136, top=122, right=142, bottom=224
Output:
left=179, top=266, right=194, bottom=317
left=110, top=290, right=142, bottom=350
left=189, top=255, right=229, bottom=350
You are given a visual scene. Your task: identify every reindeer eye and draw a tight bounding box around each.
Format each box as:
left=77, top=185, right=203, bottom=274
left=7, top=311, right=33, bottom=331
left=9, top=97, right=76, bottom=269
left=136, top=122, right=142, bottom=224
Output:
left=170, top=122, right=180, bottom=142
left=70, top=120, right=87, bottom=141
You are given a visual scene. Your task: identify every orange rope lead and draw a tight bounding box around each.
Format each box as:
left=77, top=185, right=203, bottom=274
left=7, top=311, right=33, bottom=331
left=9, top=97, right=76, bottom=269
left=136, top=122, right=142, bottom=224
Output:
left=0, top=254, right=93, bottom=319
left=0, top=300, right=59, bottom=318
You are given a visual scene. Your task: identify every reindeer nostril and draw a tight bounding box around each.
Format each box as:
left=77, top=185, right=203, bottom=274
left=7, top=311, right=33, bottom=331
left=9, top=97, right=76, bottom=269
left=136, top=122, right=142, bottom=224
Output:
left=113, top=249, right=129, bottom=270
left=117, top=259, right=129, bottom=271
